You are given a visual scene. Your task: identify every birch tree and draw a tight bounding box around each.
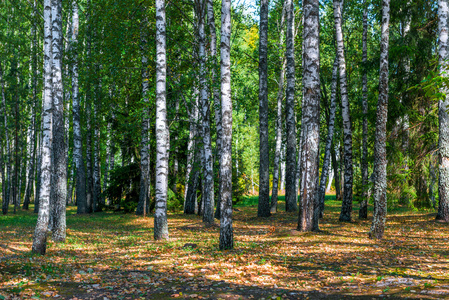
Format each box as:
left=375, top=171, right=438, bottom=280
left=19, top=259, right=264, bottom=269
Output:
left=32, top=0, right=53, bottom=254
left=333, top=0, right=353, bottom=222
left=318, top=59, right=338, bottom=219
left=219, top=0, right=233, bottom=250
left=0, top=63, right=11, bottom=215
left=50, top=0, right=66, bottom=242
left=370, top=0, right=391, bottom=239
left=359, top=0, right=369, bottom=219
left=206, top=0, right=223, bottom=220
left=137, top=14, right=151, bottom=216
left=72, top=0, right=87, bottom=214
left=284, top=0, right=298, bottom=212
left=258, top=0, right=271, bottom=218
left=154, top=0, right=169, bottom=240
left=437, top=0, right=449, bottom=222
left=271, top=3, right=286, bottom=214
left=298, top=0, right=321, bottom=232
left=196, top=0, right=215, bottom=224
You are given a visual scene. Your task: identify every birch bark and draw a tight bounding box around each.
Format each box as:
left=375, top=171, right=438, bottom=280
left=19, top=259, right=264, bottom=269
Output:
left=206, top=0, right=223, bottom=220
left=24, top=0, right=38, bottom=210
left=0, top=63, right=11, bottom=215
left=370, top=0, right=390, bottom=239
left=334, top=0, right=354, bottom=222
left=32, top=0, right=53, bottom=254
left=359, top=0, right=369, bottom=219
left=258, top=0, right=271, bottom=218
left=299, top=0, right=321, bottom=232
left=137, top=14, right=151, bottom=216
left=284, top=0, right=298, bottom=212
left=154, top=0, right=169, bottom=240
left=219, top=0, right=233, bottom=250
left=271, top=4, right=286, bottom=214
left=196, top=0, right=215, bottom=224
left=72, top=1, right=87, bottom=214
left=318, top=58, right=338, bottom=218
left=438, top=0, right=449, bottom=222
left=50, top=0, right=67, bottom=242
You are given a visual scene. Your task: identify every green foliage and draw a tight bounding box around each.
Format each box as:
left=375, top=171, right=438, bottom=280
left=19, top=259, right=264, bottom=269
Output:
left=105, top=163, right=140, bottom=213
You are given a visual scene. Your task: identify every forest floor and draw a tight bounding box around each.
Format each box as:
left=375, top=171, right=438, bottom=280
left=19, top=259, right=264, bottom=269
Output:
left=1, top=197, right=449, bottom=300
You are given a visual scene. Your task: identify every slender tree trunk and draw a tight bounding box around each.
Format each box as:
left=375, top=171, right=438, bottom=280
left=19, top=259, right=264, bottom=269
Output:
left=429, top=157, right=437, bottom=208
left=0, top=63, right=11, bottom=215
left=298, top=0, right=320, bottom=232
left=85, top=0, right=93, bottom=213
left=359, top=0, right=369, bottom=219
left=280, top=145, right=286, bottom=191
left=219, top=0, right=233, bottom=250
left=369, top=0, right=390, bottom=239
left=206, top=0, right=223, bottom=221
left=184, top=97, right=199, bottom=214
left=154, top=0, right=169, bottom=240
left=318, top=59, right=338, bottom=218
left=35, top=128, right=42, bottom=213
left=284, top=0, right=297, bottom=212
left=137, top=14, right=151, bottom=216
left=50, top=0, right=67, bottom=242
left=257, top=0, right=271, bottom=218
left=196, top=0, right=215, bottom=224
left=333, top=0, right=353, bottom=222
left=438, top=0, right=449, bottom=222
left=32, top=0, right=53, bottom=254
left=271, top=3, right=286, bottom=214
left=72, top=1, right=87, bottom=214
left=93, top=100, right=101, bottom=211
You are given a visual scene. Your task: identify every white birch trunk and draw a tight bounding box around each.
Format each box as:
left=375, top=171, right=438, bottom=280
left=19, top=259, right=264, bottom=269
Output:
left=71, top=1, right=87, bottom=214
left=154, top=0, right=169, bottom=240
left=258, top=0, right=271, bottom=218
left=50, top=0, right=66, bottom=242
left=32, top=0, right=53, bottom=254
left=271, top=4, right=286, bottom=214
left=370, top=0, right=391, bottom=239
left=438, top=0, right=449, bottom=222
left=284, top=0, right=298, bottom=212
left=219, top=0, right=233, bottom=250
left=137, top=14, right=151, bottom=216
left=334, top=0, right=354, bottom=222
left=299, top=0, right=321, bottom=232
left=0, top=63, right=11, bottom=215
left=318, top=58, right=338, bottom=219
left=359, top=0, right=369, bottom=219
left=196, top=0, right=215, bottom=224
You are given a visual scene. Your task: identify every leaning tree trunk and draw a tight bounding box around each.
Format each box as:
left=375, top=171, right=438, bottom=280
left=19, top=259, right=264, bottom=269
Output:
left=0, top=63, right=11, bottom=215
left=284, top=0, right=298, bottom=212
left=299, top=0, right=321, bottom=232
left=137, top=15, right=151, bottom=216
left=32, top=0, right=53, bottom=255
left=72, top=0, right=87, bottom=214
left=219, top=0, right=233, bottom=250
left=438, top=0, right=449, bottom=222
left=369, top=0, right=390, bottom=239
left=318, top=58, right=338, bottom=219
left=257, top=0, right=271, bottom=218
left=334, top=0, right=354, bottom=222
left=196, top=0, right=215, bottom=224
left=359, top=0, right=369, bottom=219
left=154, top=0, right=169, bottom=240
left=271, top=3, right=286, bottom=213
